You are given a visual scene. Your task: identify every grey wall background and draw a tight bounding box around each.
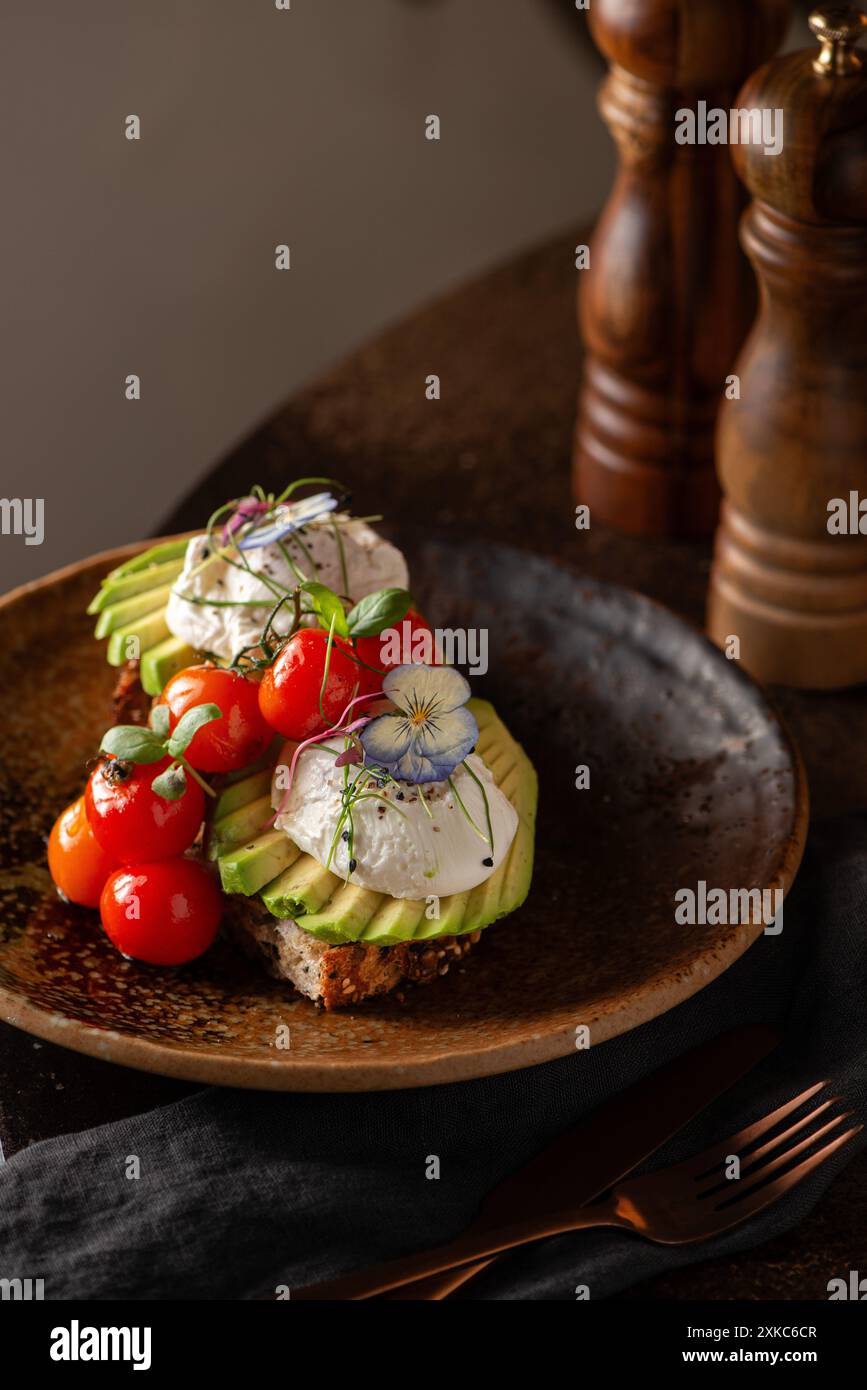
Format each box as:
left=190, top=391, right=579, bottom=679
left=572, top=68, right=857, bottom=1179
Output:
left=0, top=0, right=612, bottom=593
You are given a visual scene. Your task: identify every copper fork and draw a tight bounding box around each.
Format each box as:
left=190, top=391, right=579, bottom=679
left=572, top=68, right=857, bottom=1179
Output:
left=300, top=1081, right=861, bottom=1299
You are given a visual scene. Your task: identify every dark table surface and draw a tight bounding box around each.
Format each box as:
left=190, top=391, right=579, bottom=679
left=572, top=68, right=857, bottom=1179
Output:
left=3, top=225, right=867, bottom=1299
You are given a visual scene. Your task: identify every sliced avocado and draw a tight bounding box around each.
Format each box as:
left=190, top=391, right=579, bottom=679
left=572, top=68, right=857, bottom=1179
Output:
left=463, top=751, right=537, bottom=937
left=108, top=538, right=190, bottom=579
left=484, top=748, right=514, bottom=784
left=261, top=854, right=338, bottom=919
left=93, top=585, right=173, bottom=639
left=503, top=773, right=537, bottom=906
left=213, top=768, right=273, bottom=821
left=290, top=883, right=383, bottom=945
left=472, top=698, right=496, bottom=728
left=472, top=711, right=503, bottom=764
left=472, top=698, right=496, bottom=737
left=140, top=635, right=197, bottom=695
left=219, top=830, right=299, bottom=897
left=207, top=795, right=273, bottom=860
left=235, top=698, right=537, bottom=949
left=359, top=897, right=426, bottom=946
left=207, top=795, right=270, bottom=856
left=106, top=611, right=171, bottom=667
left=461, top=859, right=506, bottom=937
left=412, top=889, right=470, bottom=941
left=87, top=558, right=183, bottom=614
left=498, top=763, right=523, bottom=803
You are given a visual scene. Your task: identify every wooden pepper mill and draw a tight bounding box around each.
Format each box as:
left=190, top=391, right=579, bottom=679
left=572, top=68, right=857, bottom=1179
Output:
left=707, top=5, right=867, bottom=689
left=574, top=0, right=792, bottom=537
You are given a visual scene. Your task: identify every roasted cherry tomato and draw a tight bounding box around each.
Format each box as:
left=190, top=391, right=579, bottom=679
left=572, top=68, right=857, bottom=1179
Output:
left=353, top=608, right=436, bottom=689
left=47, top=796, right=117, bottom=908
left=100, top=858, right=221, bottom=965
left=160, top=665, right=271, bottom=773
left=258, top=628, right=365, bottom=741
left=85, top=756, right=205, bottom=863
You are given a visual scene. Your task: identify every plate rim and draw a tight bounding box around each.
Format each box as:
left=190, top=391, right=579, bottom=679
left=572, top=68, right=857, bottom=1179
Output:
left=0, top=537, right=809, bottom=1091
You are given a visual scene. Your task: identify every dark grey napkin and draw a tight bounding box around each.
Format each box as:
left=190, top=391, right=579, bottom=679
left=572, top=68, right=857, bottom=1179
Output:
left=1, top=818, right=865, bottom=1301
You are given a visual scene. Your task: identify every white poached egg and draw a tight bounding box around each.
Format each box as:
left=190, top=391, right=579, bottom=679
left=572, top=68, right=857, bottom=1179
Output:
left=271, top=746, right=518, bottom=899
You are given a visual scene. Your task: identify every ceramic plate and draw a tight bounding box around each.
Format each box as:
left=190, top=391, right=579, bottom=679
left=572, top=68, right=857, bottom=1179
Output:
left=0, top=534, right=807, bottom=1090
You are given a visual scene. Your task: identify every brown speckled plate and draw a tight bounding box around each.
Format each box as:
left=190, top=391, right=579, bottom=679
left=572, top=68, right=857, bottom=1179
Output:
left=0, top=534, right=807, bottom=1091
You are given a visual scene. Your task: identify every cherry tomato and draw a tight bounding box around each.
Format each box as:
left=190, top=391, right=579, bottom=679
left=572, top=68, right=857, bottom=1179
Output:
left=85, top=756, right=205, bottom=863
left=160, top=665, right=271, bottom=773
left=353, top=608, right=436, bottom=690
left=100, top=858, right=221, bottom=965
left=258, top=628, right=365, bottom=741
left=48, top=796, right=117, bottom=908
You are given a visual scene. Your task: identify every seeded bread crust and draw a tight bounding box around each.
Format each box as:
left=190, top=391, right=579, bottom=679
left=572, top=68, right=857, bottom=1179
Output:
left=226, top=897, right=480, bottom=1009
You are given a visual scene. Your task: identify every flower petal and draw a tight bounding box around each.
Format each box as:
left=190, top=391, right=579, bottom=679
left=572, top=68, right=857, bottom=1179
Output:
left=359, top=705, right=478, bottom=784
left=390, top=745, right=435, bottom=783
left=236, top=493, right=339, bottom=551
left=359, top=712, right=414, bottom=766
left=382, top=663, right=471, bottom=717
left=414, top=705, right=478, bottom=765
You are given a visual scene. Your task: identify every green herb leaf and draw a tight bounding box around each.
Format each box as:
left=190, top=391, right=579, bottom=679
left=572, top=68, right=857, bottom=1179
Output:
left=149, top=704, right=170, bottom=739
left=100, top=725, right=166, bottom=764
left=167, top=703, right=222, bottom=757
left=301, top=581, right=349, bottom=638
left=346, top=588, right=411, bottom=638
left=151, top=763, right=188, bottom=801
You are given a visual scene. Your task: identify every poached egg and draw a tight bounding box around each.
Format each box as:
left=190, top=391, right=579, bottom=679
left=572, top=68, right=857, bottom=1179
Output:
left=272, top=747, right=518, bottom=899
left=165, top=515, right=409, bottom=663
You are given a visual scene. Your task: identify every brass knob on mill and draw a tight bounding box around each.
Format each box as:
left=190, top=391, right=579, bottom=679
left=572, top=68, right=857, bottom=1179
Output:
left=706, top=6, right=867, bottom=689
left=809, top=5, right=867, bottom=73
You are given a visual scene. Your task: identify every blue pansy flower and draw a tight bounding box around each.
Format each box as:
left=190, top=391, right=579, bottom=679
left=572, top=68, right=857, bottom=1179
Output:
left=359, top=664, right=478, bottom=784
left=236, top=492, right=339, bottom=550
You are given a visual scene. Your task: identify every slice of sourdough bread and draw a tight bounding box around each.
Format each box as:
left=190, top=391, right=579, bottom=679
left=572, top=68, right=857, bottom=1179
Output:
left=226, top=895, right=480, bottom=1009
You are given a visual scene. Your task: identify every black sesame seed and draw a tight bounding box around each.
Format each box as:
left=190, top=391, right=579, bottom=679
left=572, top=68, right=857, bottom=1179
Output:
left=396, top=792, right=405, bottom=801
left=482, top=856, right=494, bottom=867
left=349, top=858, right=357, bottom=873
left=341, top=830, right=350, bottom=842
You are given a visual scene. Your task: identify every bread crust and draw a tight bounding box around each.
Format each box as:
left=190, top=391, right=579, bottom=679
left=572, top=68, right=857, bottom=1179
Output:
left=318, top=933, right=478, bottom=1008
left=226, top=897, right=480, bottom=1008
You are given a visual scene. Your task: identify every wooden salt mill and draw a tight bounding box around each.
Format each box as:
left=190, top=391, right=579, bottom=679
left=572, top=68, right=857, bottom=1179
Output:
left=573, top=0, right=792, bottom=538
left=707, top=5, right=867, bottom=689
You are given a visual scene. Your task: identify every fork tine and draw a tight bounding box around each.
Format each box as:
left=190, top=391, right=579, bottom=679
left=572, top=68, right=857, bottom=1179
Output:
left=742, top=1097, right=842, bottom=1170
left=709, top=1124, right=863, bottom=1226
left=696, top=1096, right=842, bottom=1186
left=687, top=1081, right=829, bottom=1178
left=701, top=1110, right=855, bottom=1201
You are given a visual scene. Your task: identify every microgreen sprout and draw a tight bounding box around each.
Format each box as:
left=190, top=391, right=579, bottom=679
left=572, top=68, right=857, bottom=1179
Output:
left=98, top=703, right=222, bottom=802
